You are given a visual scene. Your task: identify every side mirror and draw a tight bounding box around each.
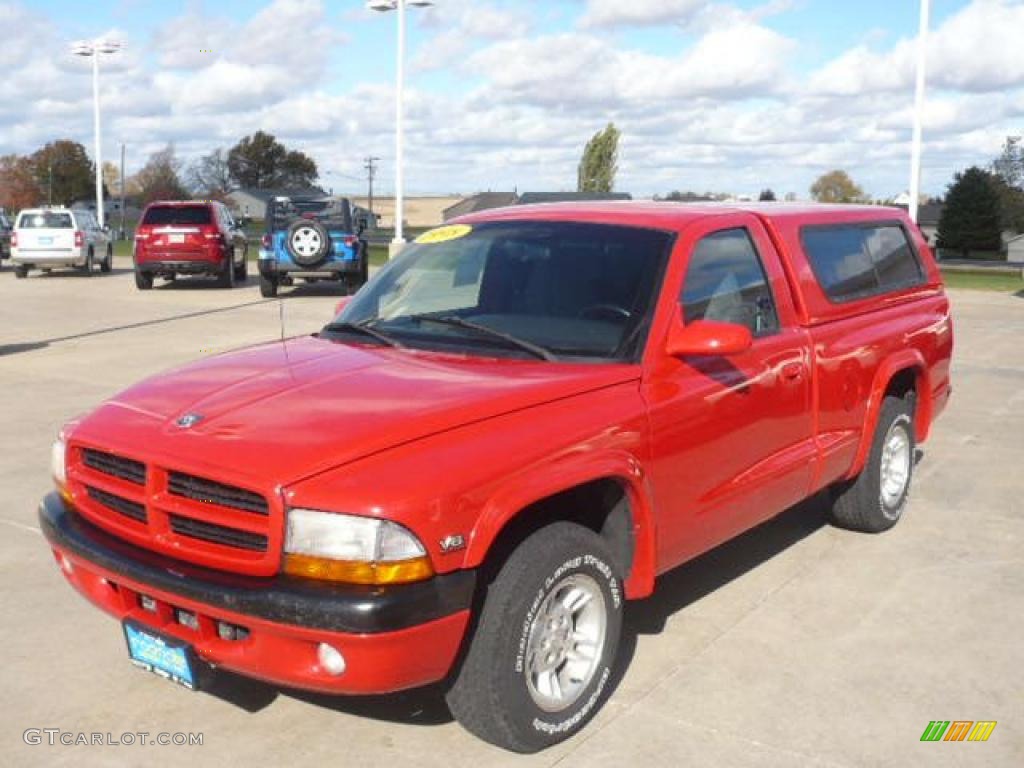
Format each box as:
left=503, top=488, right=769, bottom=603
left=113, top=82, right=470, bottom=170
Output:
left=334, top=296, right=353, bottom=316
left=666, top=317, right=752, bottom=357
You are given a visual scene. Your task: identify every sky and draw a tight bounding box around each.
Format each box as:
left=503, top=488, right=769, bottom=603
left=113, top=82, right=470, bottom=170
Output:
left=1, top=0, right=1021, bottom=200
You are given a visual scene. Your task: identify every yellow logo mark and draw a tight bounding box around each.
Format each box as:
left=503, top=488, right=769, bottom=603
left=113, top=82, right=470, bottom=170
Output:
left=414, top=224, right=472, bottom=245
left=967, top=722, right=997, bottom=742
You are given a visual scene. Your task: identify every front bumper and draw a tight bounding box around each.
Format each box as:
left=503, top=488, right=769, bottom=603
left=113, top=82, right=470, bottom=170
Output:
left=40, top=493, right=474, bottom=694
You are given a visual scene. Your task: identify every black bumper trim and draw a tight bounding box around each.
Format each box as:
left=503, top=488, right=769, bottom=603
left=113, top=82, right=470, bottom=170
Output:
left=137, top=260, right=222, bottom=274
left=39, top=493, right=476, bottom=634
left=258, top=260, right=362, bottom=277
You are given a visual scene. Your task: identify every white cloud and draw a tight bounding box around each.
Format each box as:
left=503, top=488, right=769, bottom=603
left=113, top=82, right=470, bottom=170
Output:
left=580, top=0, right=707, bottom=28
left=810, top=0, right=1024, bottom=95
left=1, top=0, right=1022, bottom=205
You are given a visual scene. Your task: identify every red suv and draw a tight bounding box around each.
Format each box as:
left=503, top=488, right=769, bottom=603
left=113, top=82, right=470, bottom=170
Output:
left=133, top=201, right=248, bottom=289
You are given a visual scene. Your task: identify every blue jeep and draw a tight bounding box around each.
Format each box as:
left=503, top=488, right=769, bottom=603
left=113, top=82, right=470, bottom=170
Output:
left=257, top=194, right=369, bottom=298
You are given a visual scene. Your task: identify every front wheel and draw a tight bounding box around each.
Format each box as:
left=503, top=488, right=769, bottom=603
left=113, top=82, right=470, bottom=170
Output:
left=446, top=522, right=623, bottom=753
left=829, top=394, right=916, bottom=533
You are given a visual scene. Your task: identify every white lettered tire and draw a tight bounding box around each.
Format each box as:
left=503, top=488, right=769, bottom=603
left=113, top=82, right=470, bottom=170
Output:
left=446, top=522, right=623, bottom=752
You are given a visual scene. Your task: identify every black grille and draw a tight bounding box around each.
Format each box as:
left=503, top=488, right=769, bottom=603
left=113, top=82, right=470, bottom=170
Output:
left=168, top=515, right=268, bottom=552
left=87, top=486, right=147, bottom=523
left=167, top=472, right=268, bottom=515
left=82, top=449, right=147, bottom=485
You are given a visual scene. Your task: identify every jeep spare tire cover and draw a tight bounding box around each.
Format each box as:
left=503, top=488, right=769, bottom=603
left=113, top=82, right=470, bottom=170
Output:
left=286, top=218, right=331, bottom=267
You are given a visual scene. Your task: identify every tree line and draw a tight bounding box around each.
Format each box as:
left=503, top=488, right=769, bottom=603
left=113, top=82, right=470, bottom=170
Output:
left=0, top=131, right=319, bottom=211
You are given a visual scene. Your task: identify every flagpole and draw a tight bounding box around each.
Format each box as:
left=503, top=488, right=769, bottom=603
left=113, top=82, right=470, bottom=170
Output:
left=909, top=0, right=930, bottom=223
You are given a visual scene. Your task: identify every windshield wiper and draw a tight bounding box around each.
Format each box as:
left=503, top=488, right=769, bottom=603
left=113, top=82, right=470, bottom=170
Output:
left=408, top=314, right=556, bottom=362
left=321, top=321, right=405, bottom=349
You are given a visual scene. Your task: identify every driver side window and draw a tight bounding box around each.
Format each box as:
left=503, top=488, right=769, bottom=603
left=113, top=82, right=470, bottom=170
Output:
left=680, top=228, right=779, bottom=336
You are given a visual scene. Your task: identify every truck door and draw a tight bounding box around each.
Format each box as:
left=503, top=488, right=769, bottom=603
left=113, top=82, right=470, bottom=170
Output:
left=643, top=213, right=816, bottom=571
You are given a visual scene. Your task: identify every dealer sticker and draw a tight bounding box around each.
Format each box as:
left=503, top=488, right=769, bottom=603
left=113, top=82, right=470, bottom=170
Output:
left=415, top=224, right=472, bottom=245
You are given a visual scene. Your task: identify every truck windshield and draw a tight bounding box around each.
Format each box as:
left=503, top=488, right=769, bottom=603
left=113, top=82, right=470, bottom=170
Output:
left=18, top=212, right=73, bottom=228
left=334, top=221, right=671, bottom=361
left=142, top=206, right=212, bottom=226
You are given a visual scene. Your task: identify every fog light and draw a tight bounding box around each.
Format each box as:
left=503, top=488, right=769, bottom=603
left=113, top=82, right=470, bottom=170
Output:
left=175, top=608, right=199, bottom=630
left=217, top=621, right=249, bottom=641
left=139, top=595, right=157, bottom=612
left=317, top=643, right=346, bottom=676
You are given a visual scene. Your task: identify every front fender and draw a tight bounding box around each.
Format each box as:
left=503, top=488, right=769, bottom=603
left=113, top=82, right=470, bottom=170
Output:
left=465, top=450, right=658, bottom=600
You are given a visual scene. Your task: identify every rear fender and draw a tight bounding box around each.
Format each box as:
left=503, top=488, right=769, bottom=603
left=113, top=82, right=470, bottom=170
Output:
left=848, top=349, right=930, bottom=478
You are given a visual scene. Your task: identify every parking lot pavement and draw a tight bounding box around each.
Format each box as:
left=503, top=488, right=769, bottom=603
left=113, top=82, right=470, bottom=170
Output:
left=1, top=260, right=1021, bottom=767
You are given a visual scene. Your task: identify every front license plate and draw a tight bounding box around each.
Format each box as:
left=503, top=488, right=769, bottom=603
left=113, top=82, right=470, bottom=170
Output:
left=169, top=234, right=185, bottom=244
left=123, top=621, right=197, bottom=690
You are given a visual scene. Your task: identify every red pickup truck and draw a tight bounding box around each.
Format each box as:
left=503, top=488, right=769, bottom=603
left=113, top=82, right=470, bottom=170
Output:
left=41, top=203, right=952, bottom=752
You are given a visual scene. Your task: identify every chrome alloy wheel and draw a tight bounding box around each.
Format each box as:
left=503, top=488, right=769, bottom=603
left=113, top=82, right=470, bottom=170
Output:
left=880, top=420, right=911, bottom=510
left=290, top=226, right=323, bottom=259
left=525, top=573, right=607, bottom=712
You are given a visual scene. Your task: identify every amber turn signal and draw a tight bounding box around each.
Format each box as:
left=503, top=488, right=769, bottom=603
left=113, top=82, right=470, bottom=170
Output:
left=283, top=553, right=434, bottom=585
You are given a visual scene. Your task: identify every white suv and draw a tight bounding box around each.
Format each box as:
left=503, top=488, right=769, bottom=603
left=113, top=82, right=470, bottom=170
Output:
left=11, top=207, right=113, bottom=278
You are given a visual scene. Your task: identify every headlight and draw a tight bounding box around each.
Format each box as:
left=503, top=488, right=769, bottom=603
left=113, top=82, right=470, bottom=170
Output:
left=51, top=438, right=67, bottom=488
left=283, top=509, right=433, bottom=585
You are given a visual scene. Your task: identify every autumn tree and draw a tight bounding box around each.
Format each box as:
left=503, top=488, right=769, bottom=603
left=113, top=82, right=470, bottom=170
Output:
left=102, top=162, right=121, bottom=197
left=992, top=136, right=1023, bottom=188
left=227, top=131, right=319, bottom=189
left=188, top=148, right=233, bottom=199
left=577, top=123, right=620, bottom=193
left=991, top=136, right=1024, bottom=233
left=810, top=170, right=866, bottom=204
left=0, top=155, right=41, bottom=210
left=132, top=145, right=188, bottom=205
left=31, top=140, right=96, bottom=206
left=936, top=167, right=1003, bottom=257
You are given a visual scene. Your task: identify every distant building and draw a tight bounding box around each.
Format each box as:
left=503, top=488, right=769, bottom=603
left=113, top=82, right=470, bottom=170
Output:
left=348, top=196, right=463, bottom=230
left=443, top=192, right=518, bottom=221
left=895, top=202, right=944, bottom=245
left=517, top=192, right=632, bottom=205
left=226, top=187, right=327, bottom=219
left=1006, top=234, right=1024, bottom=264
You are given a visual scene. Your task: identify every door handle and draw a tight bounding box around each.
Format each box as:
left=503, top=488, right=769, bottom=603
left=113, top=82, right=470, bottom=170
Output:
left=781, top=362, right=804, bottom=381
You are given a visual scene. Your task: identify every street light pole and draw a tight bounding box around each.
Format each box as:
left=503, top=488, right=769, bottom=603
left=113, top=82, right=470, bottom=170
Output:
left=72, top=39, right=121, bottom=229
left=909, top=0, right=930, bottom=224
left=91, top=49, right=104, bottom=228
left=368, top=0, right=433, bottom=257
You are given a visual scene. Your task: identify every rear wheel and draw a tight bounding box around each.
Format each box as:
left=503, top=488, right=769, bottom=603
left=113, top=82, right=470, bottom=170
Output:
left=446, top=522, right=623, bottom=753
left=134, top=270, right=153, bottom=290
left=218, top=251, right=235, bottom=289
left=82, top=250, right=94, bottom=275
left=234, top=245, right=248, bottom=282
left=259, top=273, right=278, bottom=298
left=101, top=246, right=113, bottom=273
left=15, top=265, right=28, bottom=279
left=829, top=394, right=915, bottom=533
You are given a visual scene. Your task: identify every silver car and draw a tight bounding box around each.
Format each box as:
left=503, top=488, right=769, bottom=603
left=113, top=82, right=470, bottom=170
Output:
left=11, top=207, right=113, bottom=278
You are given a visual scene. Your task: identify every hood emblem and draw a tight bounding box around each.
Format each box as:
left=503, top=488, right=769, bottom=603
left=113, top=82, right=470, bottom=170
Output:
left=175, top=412, right=205, bottom=429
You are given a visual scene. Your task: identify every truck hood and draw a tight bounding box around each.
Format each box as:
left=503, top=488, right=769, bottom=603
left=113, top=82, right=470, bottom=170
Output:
left=71, top=335, right=639, bottom=486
